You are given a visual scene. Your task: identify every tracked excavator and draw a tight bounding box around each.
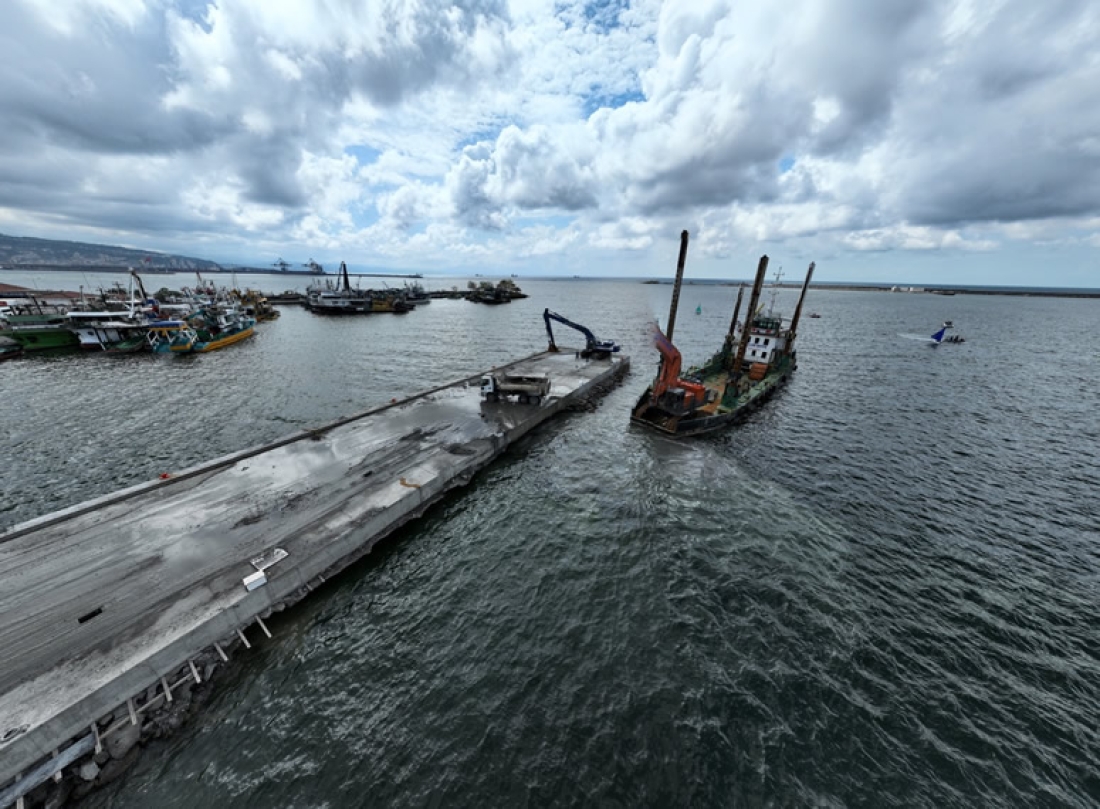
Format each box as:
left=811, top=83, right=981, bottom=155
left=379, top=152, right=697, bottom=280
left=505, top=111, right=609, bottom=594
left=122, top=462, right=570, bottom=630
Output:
left=542, top=309, right=620, bottom=360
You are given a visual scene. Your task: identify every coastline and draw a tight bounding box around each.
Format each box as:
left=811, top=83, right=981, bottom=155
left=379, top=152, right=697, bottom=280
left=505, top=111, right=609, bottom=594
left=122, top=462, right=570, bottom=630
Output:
left=641, top=279, right=1100, bottom=298
left=0, top=266, right=422, bottom=279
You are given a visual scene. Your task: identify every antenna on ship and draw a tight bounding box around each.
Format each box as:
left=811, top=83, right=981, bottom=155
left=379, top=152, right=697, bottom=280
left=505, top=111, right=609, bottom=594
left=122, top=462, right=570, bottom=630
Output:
left=767, top=266, right=783, bottom=316
left=665, top=230, right=690, bottom=341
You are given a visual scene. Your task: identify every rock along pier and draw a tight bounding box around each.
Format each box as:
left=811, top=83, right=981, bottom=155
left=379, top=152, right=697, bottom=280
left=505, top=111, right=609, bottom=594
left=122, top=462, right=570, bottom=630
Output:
left=0, top=350, right=629, bottom=807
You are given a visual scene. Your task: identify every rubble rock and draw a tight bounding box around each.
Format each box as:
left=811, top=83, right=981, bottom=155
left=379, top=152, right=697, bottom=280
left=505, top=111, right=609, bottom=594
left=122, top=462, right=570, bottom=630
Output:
left=79, top=761, right=100, bottom=782
left=106, top=722, right=140, bottom=760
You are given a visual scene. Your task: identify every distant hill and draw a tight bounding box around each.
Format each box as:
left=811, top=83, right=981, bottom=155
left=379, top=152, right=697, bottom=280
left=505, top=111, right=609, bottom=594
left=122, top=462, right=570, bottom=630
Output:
left=0, top=232, right=221, bottom=270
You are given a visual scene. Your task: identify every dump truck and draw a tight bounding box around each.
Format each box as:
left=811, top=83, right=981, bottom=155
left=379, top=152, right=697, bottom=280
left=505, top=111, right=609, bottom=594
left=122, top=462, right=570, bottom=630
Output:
left=480, top=372, right=551, bottom=405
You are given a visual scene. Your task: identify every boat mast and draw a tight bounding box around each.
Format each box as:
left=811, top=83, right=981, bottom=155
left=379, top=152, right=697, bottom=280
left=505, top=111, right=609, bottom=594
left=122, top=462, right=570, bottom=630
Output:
left=767, top=266, right=783, bottom=316
left=340, top=261, right=351, bottom=293
left=731, top=255, right=770, bottom=376
left=724, top=283, right=745, bottom=367
left=784, top=261, right=816, bottom=354
left=664, top=230, right=689, bottom=341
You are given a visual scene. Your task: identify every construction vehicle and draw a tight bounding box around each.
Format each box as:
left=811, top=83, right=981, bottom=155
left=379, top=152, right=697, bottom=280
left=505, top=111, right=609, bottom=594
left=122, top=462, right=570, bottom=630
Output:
left=647, top=325, right=716, bottom=416
left=543, top=309, right=620, bottom=360
left=481, top=372, right=551, bottom=405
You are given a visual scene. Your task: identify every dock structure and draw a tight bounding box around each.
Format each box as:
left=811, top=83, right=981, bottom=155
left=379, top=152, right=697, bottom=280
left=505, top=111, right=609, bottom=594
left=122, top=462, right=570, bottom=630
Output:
left=0, top=350, right=629, bottom=804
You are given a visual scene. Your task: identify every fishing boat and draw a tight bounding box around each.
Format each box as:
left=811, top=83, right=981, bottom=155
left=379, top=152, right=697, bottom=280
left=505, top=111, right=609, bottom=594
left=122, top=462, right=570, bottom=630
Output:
left=187, top=304, right=256, bottom=352
left=630, top=230, right=815, bottom=437
left=0, top=334, right=23, bottom=361
left=234, top=288, right=281, bottom=321
left=404, top=281, right=431, bottom=306
left=146, top=320, right=199, bottom=353
left=1, top=304, right=80, bottom=351
left=305, top=262, right=411, bottom=314
left=65, top=310, right=148, bottom=353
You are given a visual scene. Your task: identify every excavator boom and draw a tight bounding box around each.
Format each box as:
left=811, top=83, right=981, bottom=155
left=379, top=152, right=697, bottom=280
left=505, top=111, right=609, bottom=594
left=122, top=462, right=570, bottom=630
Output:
left=650, top=323, right=707, bottom=408
left=543, top=309, right=620, bottom=358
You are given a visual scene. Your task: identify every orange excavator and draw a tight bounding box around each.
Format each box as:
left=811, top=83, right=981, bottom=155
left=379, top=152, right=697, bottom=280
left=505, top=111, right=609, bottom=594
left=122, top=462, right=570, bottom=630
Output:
left=650, top=325, right=708, bottom=413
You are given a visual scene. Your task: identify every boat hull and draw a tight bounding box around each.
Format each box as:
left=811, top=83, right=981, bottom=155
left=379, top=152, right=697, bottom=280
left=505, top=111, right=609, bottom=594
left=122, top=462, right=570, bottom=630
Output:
left=630, top=363, right=794, bottom=437
left=5, top=328, right=80, bottom=351
left=191, top=325, right=254, bottom=353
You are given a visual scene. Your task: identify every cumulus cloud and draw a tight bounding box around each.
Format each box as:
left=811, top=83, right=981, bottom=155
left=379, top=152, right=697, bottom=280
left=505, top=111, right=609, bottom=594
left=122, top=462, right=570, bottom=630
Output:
left=0, top=0, right=1097, bottom=282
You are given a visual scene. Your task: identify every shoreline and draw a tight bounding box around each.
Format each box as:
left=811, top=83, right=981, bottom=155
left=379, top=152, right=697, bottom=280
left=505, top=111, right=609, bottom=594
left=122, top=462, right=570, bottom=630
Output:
left=0, top=266, right=422, bottom=279
left=3, top=267, right=1098, bottom=298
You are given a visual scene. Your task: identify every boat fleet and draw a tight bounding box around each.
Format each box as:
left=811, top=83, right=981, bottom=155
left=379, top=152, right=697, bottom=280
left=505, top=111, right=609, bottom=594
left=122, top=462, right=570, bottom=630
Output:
left=303, top=262, right=426, bottom=314
left=0, top=271, right=274, bottom=361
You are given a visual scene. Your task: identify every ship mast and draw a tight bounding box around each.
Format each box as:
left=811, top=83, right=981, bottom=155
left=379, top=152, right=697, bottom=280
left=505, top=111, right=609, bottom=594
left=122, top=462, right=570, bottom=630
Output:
left=767, top=266, right=783, bottom=316
left=724, top=283, right=745, bottom=368
left=664, top=230, right=689, bottom=341
left=785, top=261, right=816, bottom=353
left=731, top=255, right=770, bottom=376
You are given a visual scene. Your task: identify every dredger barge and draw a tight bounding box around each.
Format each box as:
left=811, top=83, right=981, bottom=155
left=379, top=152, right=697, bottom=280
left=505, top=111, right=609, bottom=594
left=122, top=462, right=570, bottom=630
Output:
left=631, top=230, right=815, bottom=437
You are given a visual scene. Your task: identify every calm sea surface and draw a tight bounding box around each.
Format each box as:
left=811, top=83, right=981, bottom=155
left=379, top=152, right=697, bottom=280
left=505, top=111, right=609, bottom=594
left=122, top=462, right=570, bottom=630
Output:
left=2, top=273, right=1099, bottom=807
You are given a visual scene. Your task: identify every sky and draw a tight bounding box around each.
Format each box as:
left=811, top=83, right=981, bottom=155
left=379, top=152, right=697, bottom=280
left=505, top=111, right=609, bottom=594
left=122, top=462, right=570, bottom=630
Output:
left=1, top=0, right=1098, bottom=286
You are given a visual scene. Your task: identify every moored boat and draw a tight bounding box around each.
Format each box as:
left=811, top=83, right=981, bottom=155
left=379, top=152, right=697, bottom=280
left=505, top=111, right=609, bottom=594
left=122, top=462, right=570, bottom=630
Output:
left=65, top=310, right=148, bottom=352
left=146, top=320, right=198, bottom=353
left=305, top=262, right=412, bottom=314
left=234, top=288, right=281, bottom=321
left=0, top=334, right=23, bottom=361
left=187, top=304, right=256, bottom=352
left=630, top=230, right=815, bottom=437
left=2, top=312, right=80, bottom=351
left=404, top=281, right=431, bottom=306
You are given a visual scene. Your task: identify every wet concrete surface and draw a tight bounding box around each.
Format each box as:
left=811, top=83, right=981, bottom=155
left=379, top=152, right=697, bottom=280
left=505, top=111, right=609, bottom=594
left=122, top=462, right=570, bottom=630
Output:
left=0, top=351, right=628, bottom=789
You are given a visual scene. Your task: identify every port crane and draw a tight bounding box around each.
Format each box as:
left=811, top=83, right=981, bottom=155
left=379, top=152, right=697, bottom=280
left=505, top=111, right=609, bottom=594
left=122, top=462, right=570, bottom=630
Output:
left=542, top=309, right=621, bottom=360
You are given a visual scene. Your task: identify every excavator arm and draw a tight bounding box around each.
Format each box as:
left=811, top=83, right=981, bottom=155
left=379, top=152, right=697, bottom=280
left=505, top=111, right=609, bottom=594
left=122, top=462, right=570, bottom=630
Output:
left=543, top=309, right=620, bottom=357
left=651, top=324, right=707, bottom=408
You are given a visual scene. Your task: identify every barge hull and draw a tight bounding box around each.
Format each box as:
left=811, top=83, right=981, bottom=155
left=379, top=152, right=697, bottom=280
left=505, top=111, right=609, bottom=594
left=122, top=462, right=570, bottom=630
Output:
left=630, top=364, right=794, bottom=437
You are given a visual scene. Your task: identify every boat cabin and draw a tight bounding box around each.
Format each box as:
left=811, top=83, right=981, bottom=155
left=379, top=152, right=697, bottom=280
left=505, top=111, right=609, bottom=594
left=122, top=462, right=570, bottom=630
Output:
left=744, top=316, right=789, bottom=366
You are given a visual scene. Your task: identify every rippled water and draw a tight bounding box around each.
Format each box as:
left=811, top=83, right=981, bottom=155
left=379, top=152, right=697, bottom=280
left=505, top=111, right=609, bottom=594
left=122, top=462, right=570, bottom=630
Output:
left=3, top=276, right=1099, bottom=806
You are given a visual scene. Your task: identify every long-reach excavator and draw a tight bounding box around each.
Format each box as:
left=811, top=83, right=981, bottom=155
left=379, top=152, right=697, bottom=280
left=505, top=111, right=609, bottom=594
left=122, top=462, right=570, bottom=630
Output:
left=649, top=324, right=710, bottom=413
left=543, top=309, right=621, bottom=360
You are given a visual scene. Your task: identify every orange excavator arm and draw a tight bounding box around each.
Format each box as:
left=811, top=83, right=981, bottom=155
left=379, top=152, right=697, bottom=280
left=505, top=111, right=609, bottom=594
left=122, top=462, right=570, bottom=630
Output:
left=651, top=326, right=706, bottom=406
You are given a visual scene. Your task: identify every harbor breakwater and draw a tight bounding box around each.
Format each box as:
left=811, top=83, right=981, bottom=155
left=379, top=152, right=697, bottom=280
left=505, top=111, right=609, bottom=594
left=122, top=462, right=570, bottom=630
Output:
left=0, top=351, right=629, bottom=809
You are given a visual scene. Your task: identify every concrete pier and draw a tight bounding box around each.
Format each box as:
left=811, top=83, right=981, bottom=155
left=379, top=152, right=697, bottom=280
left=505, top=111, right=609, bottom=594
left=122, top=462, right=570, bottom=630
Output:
left=0, top=350, right=629, bottom=802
